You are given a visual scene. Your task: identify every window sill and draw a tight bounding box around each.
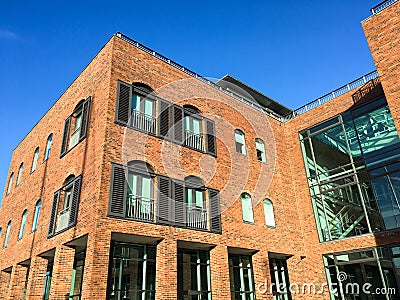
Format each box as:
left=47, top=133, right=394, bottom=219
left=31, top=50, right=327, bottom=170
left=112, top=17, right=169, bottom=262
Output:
left=236, top=152, right=247, bottom=157
left=266, top=225, right=276, bottom=229
left=243, top=220, right=255, bottom=225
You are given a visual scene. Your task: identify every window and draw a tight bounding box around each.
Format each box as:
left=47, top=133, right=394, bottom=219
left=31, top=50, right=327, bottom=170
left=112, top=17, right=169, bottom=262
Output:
left=108, top=242, right=156, bottom=299
left=131, top=83, right=156, bottom=133
left=4, top=221, right=11, bottom=248
left=16, top=163, right=24, bottom=186
left=60, top=97, right=91, bottom=157
left=48, top=175, right=82, bottom=237
left=229, top=254, right=255, bottom=300
left=178, top=249, right=211, bottom=300
left=185, top=176, right=207, bottom=230
left=263, top=199, right=275, bottom=228
left=32, top=200, right=41, bottom=232
left=269, top=256, right=292, bottom=300
left=18, top=210, right=28, bottom=240
left=6, top=173, right=13, bottom=194
left=241, top=193, right=254, bottom=223
left=184, top=106, right=203, bottom=151
left=235, top=130, right=246, bottom=155
left=255, top=138, right=266, bottom=163
left=44, top=134, right=53, bottom=160
left=42, top=259, right=53, bottom=300
left=31, top=147, right=40, bottom=172
left=69, top=250, right=86, bottom=300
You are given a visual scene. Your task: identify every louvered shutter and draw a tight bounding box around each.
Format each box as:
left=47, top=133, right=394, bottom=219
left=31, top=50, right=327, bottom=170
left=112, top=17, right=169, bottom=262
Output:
left=79, top=97, right=91, bottom=142
left=158, top=98, right=171, bottom=139
left=48, top=190, right=60, bottom=237
left=108, top=164, right=127, bottom=218
left=172, top=105, right=184, bottom=144
left=205, top=118, right=217, bottom=156
left=68, top=176, right=82, bottom=227
left=60, top=117, right=71, bottom=157
left=157, top=175, right=171, bottom=225
left=209, top=189, right=222, bottom=233
left=115, top=81, right=132, bottom=125
left=173, top=180, right=185, bottom=227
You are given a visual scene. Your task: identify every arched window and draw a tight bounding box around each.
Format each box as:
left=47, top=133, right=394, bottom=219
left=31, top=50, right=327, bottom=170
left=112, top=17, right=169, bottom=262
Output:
left=263, top=199, right=275, bottom=227
left=62, top=175, right=76, bottom=212
left=18, top=210, right=28, bottom=239
left=4, top=221, right=11, bottom=248
left=235, top=130, right=247, bottom=155
left=16, top=163, right=24, bottom=186
left=183, top=105, right=203, bottom=151
left=31, top=147, right=40, bottom=172
left=126, top=161, right=155, bottom=221
left=241, top=193, right=254, bottom=223
left=184, top=176, right=207, bottom=229
left=32, top=200, right=42, bottom=232
left=6, top=173, right=14, bottom=194
left=131, top=83, right=156, bottom=133
left=255, top=138, right=266, bottom=163
left=44, top=134, right=53, bottom=160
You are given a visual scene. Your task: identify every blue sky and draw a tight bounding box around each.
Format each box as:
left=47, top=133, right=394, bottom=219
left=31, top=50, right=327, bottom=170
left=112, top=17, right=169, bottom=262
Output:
left=0, top=0, right=378, bottom=198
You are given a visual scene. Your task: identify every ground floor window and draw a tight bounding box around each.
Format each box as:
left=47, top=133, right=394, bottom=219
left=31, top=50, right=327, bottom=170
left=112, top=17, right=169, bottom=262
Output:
left=109, top=242, right=156, bottom=300
left=69, top=251, right=86, bottom=300
left=178, top=249, right=211, bottom=300
left=269, top=256, right=292, bottom=300
left=42, top=260, right=53, bottom=300
left=229, top=254, right=255, bottom=300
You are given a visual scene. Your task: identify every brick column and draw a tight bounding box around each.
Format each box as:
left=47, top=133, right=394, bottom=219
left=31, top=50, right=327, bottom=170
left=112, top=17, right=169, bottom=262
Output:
left=80, top=233, right=111, bottom=299
left=252, top=250, right=271, bottom=300
left=0, top=270, right=12, bottom=299
left=155, top=238, right=177, bottom=300
left=209, top=245, right=231, bottom=299
left=8, top=264, right=28, bottom=300
left=49, top=245, right=75, bottom=300
left=25, top=256, right=48, bottom=299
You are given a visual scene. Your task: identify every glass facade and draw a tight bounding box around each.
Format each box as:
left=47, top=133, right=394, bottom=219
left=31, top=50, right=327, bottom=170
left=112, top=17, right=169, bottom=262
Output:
left=300, top=97, right=400, bottom=241
left=229, top=254, right=255, bottom=300
left=269, top=257, right=292, bottom=300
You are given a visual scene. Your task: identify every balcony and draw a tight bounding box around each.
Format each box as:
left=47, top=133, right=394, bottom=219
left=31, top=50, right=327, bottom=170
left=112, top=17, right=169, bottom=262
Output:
left=131, top=110, right=156, bottom=134
left=184, top=130, right=204, bottom=151
left=56, top=207, right=70, bottom=232
left=126, top=195, right=154, bottom=222
left=186, top=206, right=208, bottom=230
left=69, top=128, right=81, bottom=149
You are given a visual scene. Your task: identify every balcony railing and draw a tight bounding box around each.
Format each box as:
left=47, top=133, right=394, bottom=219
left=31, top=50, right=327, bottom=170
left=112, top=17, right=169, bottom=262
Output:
left=56, top=207, right=70, bottom=232
left=184, top=130, right=204, bottom=151
left=127, top=195, right=154, bottom=222
left=186, top=206, right=208, bottom=230
left=131, top=110, right=156, bottom=134
left=371, top=0, right=398, bottom=14
left=69, top=128, right=81, bottom=149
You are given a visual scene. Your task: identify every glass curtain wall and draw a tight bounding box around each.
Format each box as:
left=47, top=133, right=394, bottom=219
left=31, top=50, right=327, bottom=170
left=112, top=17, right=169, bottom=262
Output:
left=300, top=97, right=400, bottom=242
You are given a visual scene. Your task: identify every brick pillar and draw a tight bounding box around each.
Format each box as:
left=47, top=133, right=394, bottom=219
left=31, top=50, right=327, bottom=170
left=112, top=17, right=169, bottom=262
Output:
left=155, top=238, right=177, bottom=300
left=0, top=270, right=12, bottom=299
left=209, top=245, right=231, bottom=299
left=49, top=245, right=75, bottom=300
left=252, top=250, right=271, bottom=300
left=80, top=233, right=111, bottom=299
left=25, top=256, right=48, bottom=299
left=8, top=264, right=29, bottom=300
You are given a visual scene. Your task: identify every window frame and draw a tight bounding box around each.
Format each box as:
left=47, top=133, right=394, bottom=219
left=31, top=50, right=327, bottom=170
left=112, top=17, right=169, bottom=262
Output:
left=263, top=199, right=276, bottom=228
left=255, top=138, right=267, bottom=163
left=229, top=254, right=255, bottom=300
left=241, top=193, right=254, bottom=224
left=44, top=134, right=53, bottom=161
left=32, top=200, right=42, bottom=232
left=31, top=147, right=40, bottom=172
left=6, top=172, right=14, bottom=194
left=234, top=129, right=247, bottom=156
left=4, top=220, right=12, bottom=248
left=16, top=163, right=24, bottom=186
left=18, top=209, right=28, bottom=240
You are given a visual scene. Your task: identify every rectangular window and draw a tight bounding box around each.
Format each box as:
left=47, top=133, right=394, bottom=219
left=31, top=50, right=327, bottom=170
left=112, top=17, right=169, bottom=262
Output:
left=42, top=260, right=53, bottom=300
left=178, top=249, right=211, bottom=300
left=131, top=92, right=156, bottom=134
left=269, top=256, right=292, bottom=300
left=127, top=172, right=154, bottom=222
left=184, top=114, right=203, bottom=151
left=108, top=242, right=156, bottom=300
left=229, top=254, right=255, bottom=300
left=69, top=251, right=86, bottom=300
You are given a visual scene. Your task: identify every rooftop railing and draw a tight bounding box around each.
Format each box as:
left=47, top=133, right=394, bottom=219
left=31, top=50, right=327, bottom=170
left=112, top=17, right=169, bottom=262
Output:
left=371, top=0, right=398, bottom=14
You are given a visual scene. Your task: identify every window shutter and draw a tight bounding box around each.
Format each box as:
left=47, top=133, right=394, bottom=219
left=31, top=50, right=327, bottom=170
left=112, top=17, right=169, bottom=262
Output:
left=157, top=175, right=171, bottom=225
left=48, top=190, right=60, bottom=237
left=209, top=189, right=222, bottom=233
left=109, top=164, right=127, bottom=218
left=116, top=81, right=132, bottom=126
left=172, top=105, right=184, bottom=144
left=60, top=117, right=71, bottom=157
left=158, top=98, right=171, bottom=139
left=79, top=97, right=91, bottom=142
left=173, top=180, right=185, bottom=227
left=205, top=118, right=217, bottom=156
left=68, top=176, right=82, bottom=227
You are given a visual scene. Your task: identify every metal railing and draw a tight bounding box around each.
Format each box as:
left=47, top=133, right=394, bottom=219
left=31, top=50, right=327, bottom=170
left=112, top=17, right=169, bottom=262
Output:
left=371, top=0, right=398, bottom=14
left=56, top=207, right=70, bottom=231
left=131, top=110, right=156, bottom=134
left=127, top=195, right=154, bottom=222
left=186, top=206, right=208, bottom=230
left=286, top=71, right=379, bottom=119
left=69, top=128, right=81, bottom=149
left=184, top=130, right=204, bottom=151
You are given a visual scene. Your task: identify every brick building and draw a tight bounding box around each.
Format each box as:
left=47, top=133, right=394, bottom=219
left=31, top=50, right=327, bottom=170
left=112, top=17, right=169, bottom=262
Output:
left=0, top=1, right=400, bottom=299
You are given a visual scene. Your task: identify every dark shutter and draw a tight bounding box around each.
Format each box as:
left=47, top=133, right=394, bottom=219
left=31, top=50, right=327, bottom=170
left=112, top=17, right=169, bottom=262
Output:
left=158, top=98, right=171, bottom=139
left=205, top=118, right=217, bottom=156
left=48, top=190, right=60, bottom=237
left=108, top=164, right=127, bottom=218
left=172, top=105, right=184, bottom=144
left=60, top=117, right=71, bottom=157
left=68, top=176, right=82, bottom=227
left=115, top=81, right=132, bottom=125
left=79, top=97, right=91, bottom=142
left=209, top=189, right=222, bottom=233
left=173, top=180, right=185, bottom=227
left=157, top=175, right=171, bottom=225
